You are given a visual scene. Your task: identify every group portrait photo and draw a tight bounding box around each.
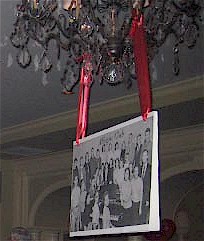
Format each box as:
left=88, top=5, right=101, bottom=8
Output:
left=70, top=111, right=159, bottom=237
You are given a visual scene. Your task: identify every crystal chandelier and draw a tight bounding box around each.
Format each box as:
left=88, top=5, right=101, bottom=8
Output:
left=10, top=0, right=202, bottom=93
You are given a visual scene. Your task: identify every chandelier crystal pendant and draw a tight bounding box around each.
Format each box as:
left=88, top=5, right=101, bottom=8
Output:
left=10, top=0, right=202, bottom=92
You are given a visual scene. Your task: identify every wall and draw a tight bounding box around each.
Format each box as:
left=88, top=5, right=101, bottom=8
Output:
left=0, top=151, right=71, bottom=241
left=0, top=159, right=1, bottom=238
left=160, top=170, right=204, bottom=219
left=1, top=159, right=15, bottom=241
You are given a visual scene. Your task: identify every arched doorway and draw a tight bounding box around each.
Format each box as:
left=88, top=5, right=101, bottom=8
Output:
left=160, top=170, right=204, bottom=241
left=35, top=186, right=71, bottom=228
left=29, top=186, right=71, bottom=241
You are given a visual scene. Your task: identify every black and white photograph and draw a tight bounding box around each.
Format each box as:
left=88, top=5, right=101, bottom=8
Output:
left=70, top=111, right=159, bottom=237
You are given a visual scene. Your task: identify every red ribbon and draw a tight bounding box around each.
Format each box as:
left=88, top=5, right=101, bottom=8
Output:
left=129, top=10, right=152, bottom=120
left=76, top=53, right=92, bottom=144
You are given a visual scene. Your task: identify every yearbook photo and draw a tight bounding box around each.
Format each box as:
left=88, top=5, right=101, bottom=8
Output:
left=70, top=111, right=159, bottom=237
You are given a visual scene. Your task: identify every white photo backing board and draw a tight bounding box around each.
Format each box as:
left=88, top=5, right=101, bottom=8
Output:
left=70, top=111, right=159, bottom=237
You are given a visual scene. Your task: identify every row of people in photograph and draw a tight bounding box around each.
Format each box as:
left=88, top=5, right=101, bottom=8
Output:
left=73, top=128, right=152, bottom=191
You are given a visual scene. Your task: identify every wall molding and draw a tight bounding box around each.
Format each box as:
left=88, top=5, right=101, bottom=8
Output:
left=28, top=179, right=70, bottom=227
left=172, top=182, right=204, bottom=219
left=1, top=75, right=203, bottom=144
left=161, top=157, right=204, bottom=182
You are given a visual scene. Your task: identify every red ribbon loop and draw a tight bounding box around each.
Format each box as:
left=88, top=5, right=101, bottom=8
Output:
left=129, top=10, right=152, bottom=121
left=76, top=53, right=92, bottom=144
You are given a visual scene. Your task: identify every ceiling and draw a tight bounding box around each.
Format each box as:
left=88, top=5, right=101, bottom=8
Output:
left=0, top=1, right=204, bottom=160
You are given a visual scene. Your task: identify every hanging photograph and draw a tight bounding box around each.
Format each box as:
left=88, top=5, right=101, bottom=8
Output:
left=70, top=111, right=159, bottom=237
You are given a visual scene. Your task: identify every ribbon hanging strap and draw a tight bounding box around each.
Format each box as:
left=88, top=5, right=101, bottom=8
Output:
left=76, top=53, right=92, bottom=144
left=129, top=11, right=152, bottom=120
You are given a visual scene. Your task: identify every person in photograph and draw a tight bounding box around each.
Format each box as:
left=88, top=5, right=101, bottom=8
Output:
left=73, top=158, right=79, bottom=180
left=84, top=151, right=91, bottom=191
left=101, top=143, right=107, bottom=164
left=113, top=141, right=121, bottom=161
left=127, top=133, right=135, bottom=164
left=131, top=166, right=143, bottom=225
left=91, top=191, right=100, bottom=229
left=108, top=158, right=114, bottom=184
left=83, top=193, right=93, bottom=230
left=124, top=151, right=130, bottom=169
left=97, top=165, right=103, bottom=188
left=129, top=162, right=134, bottom=181
left=142, top=128, right=152, bottom=165
left=113, top=158, right=120, bottom=185
left=89, top=177, right=97, bottom=201
left=90, top=147, right=97, bottom=179
left=95, top=167, right=103, bottom=191
left=79, top=156, right=86, bottom=182
left=103, top=161, right=109, bottom=185
left=117, top=158, right=125, bottom=188
left=102, top=192, right=113, bottom=229
left=120, top=140, right=126, bottom=163
left=71, top=175, right=81, bottom=232
left=120, top=167, right=132, bottom=226
left=134, top=134, right=143, bottom=175
left=100, top=162, right=105, bottom=185
left=115, top=141, right=119, bottom=150
left=107, top=142, right=114, bottom=163
left=141, top=149, right=151, bottom=224
left=95, top=148, right=102, bottom=168
left=79, top=179, right=87, bottom=230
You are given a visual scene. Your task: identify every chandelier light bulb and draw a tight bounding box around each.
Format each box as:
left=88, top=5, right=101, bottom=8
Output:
left=104, top=62, right=124, bottom=85
left=78, top=16, right=94, bottom=38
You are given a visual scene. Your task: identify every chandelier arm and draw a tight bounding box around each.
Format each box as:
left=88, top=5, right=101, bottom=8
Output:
left=18, top=14, right=53, bottom=42
left=25, top=27, right=57, bottom=49
left=19, top=14, right=78, bottom=58
left=55, top=17, right=88, bottom=55
left=56, top=14, right=76, bottom=39
left=27, top=1, right=57, bottom=20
